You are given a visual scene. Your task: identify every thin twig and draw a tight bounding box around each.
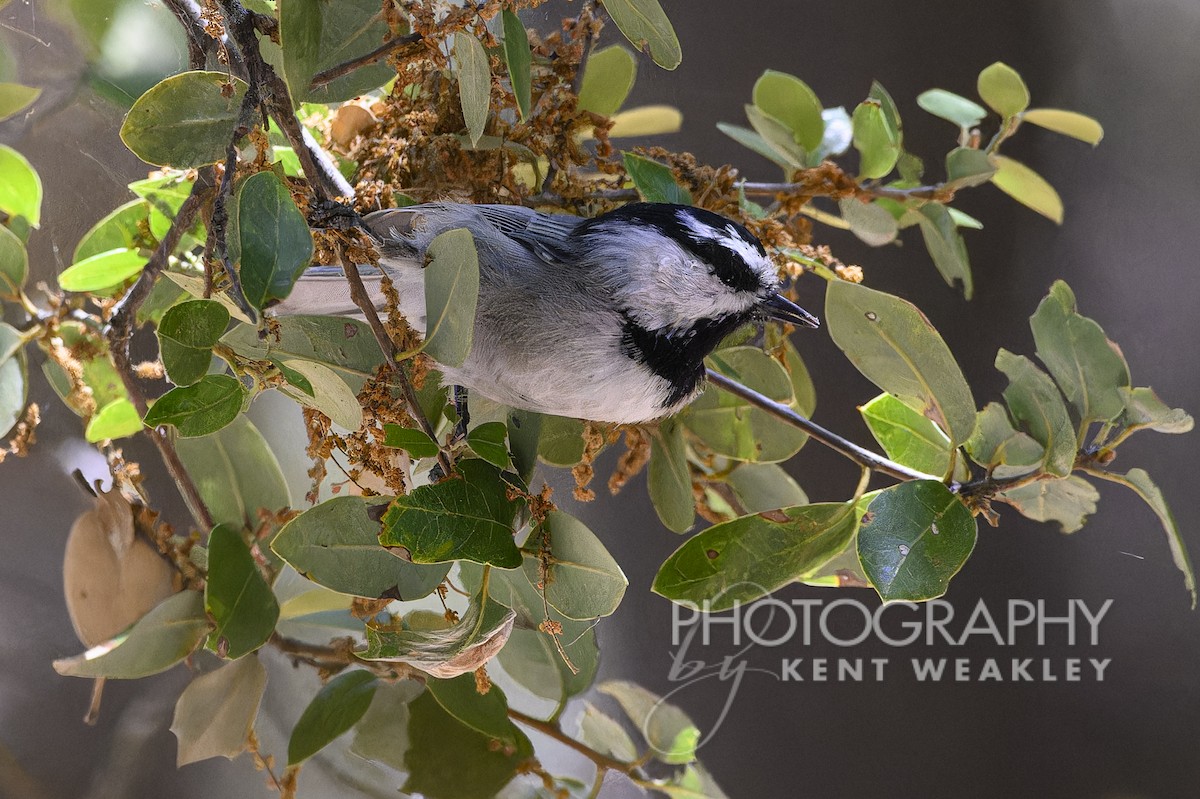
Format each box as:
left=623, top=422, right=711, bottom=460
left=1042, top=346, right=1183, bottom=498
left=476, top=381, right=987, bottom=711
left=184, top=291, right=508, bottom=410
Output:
left=741, top=180, right=946, bottom=202
left=337, top=248, right=454, bottom=476
left=308, top=33, right=422, bottom=90
left=106, top=176, right=217, bottom=532
left=705, top=368, right=936, bottom=483
left=508, top=708, right=635, bottom=774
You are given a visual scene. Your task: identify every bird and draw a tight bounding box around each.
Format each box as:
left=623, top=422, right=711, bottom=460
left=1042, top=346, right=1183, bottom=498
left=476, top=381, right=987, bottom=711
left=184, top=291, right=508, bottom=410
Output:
left=273, top=201, right=818, bottom=425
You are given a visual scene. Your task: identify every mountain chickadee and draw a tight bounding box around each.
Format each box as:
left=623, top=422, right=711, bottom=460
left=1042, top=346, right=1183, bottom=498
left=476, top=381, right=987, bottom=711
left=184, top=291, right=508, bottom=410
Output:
left=275, top=202, right=818, bottom=424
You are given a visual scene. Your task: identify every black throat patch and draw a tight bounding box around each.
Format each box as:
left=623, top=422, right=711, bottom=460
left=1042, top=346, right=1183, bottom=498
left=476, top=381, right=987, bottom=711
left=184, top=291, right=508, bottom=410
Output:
left=620, top=312, right=752, bottom=408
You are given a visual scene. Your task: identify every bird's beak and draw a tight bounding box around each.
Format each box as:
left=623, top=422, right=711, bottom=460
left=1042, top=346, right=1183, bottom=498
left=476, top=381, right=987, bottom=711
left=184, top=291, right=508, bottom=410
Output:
left=763, top=292, right=820, bottom=328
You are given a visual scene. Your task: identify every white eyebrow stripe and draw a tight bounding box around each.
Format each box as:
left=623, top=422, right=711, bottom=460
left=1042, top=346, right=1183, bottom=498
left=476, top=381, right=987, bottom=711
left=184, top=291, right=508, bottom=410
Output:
left=676, top=210, right=776, bottom=287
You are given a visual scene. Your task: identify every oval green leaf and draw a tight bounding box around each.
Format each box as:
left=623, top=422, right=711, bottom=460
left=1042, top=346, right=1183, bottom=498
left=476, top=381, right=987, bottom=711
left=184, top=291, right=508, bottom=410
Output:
left=171, top=655, right=267, bottom=766
left=623, top=152, right=692, bottom=205
left=501, top=10, right=533, bottom=121
left=421, top=228, right=480, bottom=368
left=602, top=0, right=682, bottom=70
left=648, top=418, right=694, bottom=533
left=231, top=171, right=314, bottom=310
left=653, top=502, right=858, bottom=611
left=521, top=510, right=627, bottom=620
left=205, top=525, right=279, bottom=659
left=578, top=44, right=636, bottom=117
left=453, top=31, right=491, bottom=148
left=287, top=669, right=378, bottom=765
left=52, top=591, right=209, bottom=679
left=85, top=398, right=143, bottom=443
left=977, top=61, right=1030, bottom=117
left=995, top=349, right=1075, bottom=477
left=143, top=374, right=245, bottom=437
left=858, top=480, right=977, bottom=602
left=0, top=144, right=41, bottom=226
left=990, top=154, right=1064, bottom=224
left=157, top=299, right=230, bottom=386
left=916, top=88, right=986, bottom=129
left=753, top=70, right=824, bottom=151
left=58, top=248, right=147, bottom=293
left=272, top=496, right=450, bottom=600
left=825, top=280, right=976, bottom=444
left=1021, top=108, right=1104, bottom=145
left=120, top=71, right=250, bottom=167
left=0, top=82, right=39, bottom=121
left=0, top=223, right=27, bottom=296
left=851, top=101, right=899, bottom=179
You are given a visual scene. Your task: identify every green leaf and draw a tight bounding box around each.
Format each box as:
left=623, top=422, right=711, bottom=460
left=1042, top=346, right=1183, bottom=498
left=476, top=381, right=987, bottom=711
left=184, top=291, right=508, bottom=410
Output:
left=977, top=61, right=1030, bottom=117
left=58, top=248, right=147, bottom=293
left=176, top=415, right=291, bottom=530
left=501, top=11, right=533, bottom=121
left=578, top=702, right=638, bottom=763
left=838, top=198, right=898, bottom=246
left=205, top=525, right=279, bottom=659
left=682, top=344, right=813, bottom=463
left=361, top=592, right=517, bottom=678
left=521, top=511, right=627, bottom=619
left=273, top=496, right=450, bottom=600
left=653, top=502, right=858, bottom=611
left=0, top=326, right=26, bottom=437
left=1001, top=476, right=1099, bottom=533
left=453, top=31, right=491, bottom=148
left=506, top=408, right=542, bottom=485
left=917, top=202, right=973, bottom=297
left=129, top=171, right=203, bottom=245
left=851, top=101, right=899, bottom=179
left=426, top=673, right=517, bottom=744
left=287, top=669, right=378, bottom=765
left=858, top=480, right=977, bottom=602
left=0, top=223, right=27, bottom=296
left=462, top=563, right=599, bottom=701
left=467, top=421, right=511, bottom=469
left=944, top=147, right=996, bottom=189
left=350, top=680, right=421, bottom=770
left=725, top=462, right=807, bottom=513
left=379, top=459, right=522, bottom=567
left=599, top=680, right=699, bottom=765
left=120, top=72, right=249, bottom=167
left=623, top=152, right=692, bottom=204
left=860, top=393, right=955, bottom=477
left=171, top=655, right=267, bottom=766
left=0, top=144, right=42, bottom=226
left=965, top=402, right=1045, bottom=470
left=53, top=591, right=210, bottom=679
left=220, top=315, right=384, bottom=391
left=743, top=104, right=808, bottom=167
left=652, top=764, right=730, bottom=799
left=230, top=171, right=314, bottom=310
left=990, top=155, right=1064, bottom=224
left=577, top=44, right=636, bottom=116
left=752, top=70, right=824, bottom=151
left=995, top=349, right=1076, bottom=477
left=383, top=424, right=441, bottom=458
left=0, top=82, right=39, bottom=121
left=1119, top=387, right=1194, bottom=434
left=1092, top=469, right=1195, bottom=607
left=537, top=415, right=588, bottom=466
left=402, top=690, right=534, bottom=799
left=916, top=89, right=986, bottom=129
left=825, top=280, right=976, bottom=444
left=868, top=81, right=902, bottom=142
left=648, top=418, right=694, bottom=533
left=157, top=299, right=230, bottom=386
left=602, top=0, right=682, bottom=70
left=74, top=199, right=151, bottom=263
left=422, top=228, right=480, bottom=369
left=1030, top=280, right=1130, bottom=424
left=85, top=399, right=143, bottom=443
left=716, top=122, right=796, bottom=170
left=278, top=358, right=364, bottom=430
left=143, top=374, right=245, bottom=438
left=279, top=0, right=395, bottom=104
left=1021, top=108, right=1104, bottom=145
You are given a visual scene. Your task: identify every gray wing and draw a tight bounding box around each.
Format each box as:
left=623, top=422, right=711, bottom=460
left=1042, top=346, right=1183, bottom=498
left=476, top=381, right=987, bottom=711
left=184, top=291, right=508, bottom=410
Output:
left=365, top=203, right=585, bottom=264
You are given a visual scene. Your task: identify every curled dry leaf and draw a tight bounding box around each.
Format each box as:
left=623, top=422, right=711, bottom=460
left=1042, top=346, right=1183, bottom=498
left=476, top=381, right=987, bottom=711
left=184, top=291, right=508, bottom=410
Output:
left=63, top=488, right=178, bottom=647
left=330, top=104, right=378, bottom=149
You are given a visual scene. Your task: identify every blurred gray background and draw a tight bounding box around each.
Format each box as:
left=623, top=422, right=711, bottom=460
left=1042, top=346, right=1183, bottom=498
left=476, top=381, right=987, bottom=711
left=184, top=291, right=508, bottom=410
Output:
left=2, top=0, right=1198, bottom=797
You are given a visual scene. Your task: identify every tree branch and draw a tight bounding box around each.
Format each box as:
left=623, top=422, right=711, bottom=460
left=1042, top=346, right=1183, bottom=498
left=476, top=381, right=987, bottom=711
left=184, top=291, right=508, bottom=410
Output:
left=308, top=33, right=422, bottom=91
left=508, top=708, right=636, bottom=775
left=337, top=248, right=454, bottom=477
left=705, top=368, right=937, bottom=483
